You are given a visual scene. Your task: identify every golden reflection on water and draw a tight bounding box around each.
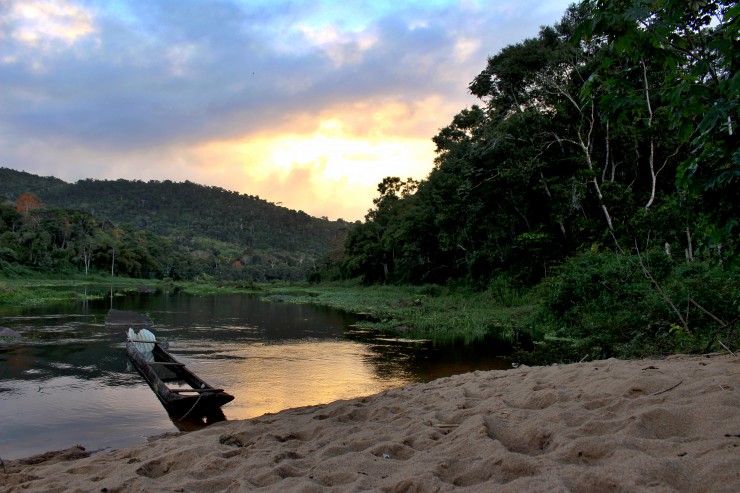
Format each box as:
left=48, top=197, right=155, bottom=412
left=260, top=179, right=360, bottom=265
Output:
left=210, top=340, right=409, bottom=420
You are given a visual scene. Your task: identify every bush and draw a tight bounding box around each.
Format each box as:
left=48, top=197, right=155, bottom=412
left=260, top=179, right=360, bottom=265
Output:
left=418, top=284, right=444, bottom=297
left=536, top=251, right=738, bottom=359
left=487, top=276, right=525, bottom=307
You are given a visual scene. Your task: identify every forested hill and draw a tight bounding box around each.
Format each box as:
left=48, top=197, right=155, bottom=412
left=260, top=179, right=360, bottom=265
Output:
left=0, top=168, right=67, bottom=197
left=0, top=167, right=349, bottom=255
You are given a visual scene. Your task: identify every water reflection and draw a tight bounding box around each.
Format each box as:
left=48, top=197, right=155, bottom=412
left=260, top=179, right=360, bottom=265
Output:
left=215, top=339, right=409, bottom=419
left=0, top=289, right=518, bottom=460
left=167, top=408, right=227, bottom=432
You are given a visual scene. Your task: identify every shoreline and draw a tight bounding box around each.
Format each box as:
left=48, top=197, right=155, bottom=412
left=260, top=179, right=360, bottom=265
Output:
left=5, top=353, right=739, bottom=492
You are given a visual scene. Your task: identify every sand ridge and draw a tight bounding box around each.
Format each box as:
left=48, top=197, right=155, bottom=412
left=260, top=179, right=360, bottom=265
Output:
left=3, top=353, right=739, bottom=492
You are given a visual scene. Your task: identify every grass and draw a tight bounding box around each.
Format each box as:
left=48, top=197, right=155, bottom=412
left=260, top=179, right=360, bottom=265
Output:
left=171, top=279, right=266, bottom=296
left=0, top=273, right=160, bottom=307
left=258, top=281, right=540, bottom=343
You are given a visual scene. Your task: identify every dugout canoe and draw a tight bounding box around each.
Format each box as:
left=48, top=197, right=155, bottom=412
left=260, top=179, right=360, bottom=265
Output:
left=126, top=329, right=234, bottom=416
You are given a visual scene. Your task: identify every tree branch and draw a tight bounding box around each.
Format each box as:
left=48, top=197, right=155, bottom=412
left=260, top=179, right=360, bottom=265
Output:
left=635, top=240, right=690, bottom=333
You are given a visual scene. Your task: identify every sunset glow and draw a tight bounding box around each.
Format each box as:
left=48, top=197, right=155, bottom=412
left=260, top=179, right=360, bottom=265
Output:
left=1, top=0, right=574, bottom=220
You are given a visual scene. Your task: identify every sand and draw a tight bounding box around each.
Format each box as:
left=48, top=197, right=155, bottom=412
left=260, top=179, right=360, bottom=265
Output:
left=3, top=353, right=738, bottom=492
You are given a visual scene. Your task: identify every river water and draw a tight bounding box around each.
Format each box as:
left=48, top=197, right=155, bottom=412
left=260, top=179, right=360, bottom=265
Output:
left=0, top=289, right=520, bottom=460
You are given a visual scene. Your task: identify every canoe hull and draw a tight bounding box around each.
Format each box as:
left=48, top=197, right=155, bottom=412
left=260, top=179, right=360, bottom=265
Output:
left=126, top=341, right=234, bottom=416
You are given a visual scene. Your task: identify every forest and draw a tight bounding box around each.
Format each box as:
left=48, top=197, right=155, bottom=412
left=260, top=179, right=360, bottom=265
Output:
left=0, top=169, right=349, bottom=282
left=328, top=0, right=738, bottom=357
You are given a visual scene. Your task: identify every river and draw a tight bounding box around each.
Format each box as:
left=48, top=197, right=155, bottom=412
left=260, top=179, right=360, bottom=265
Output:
left=0, top=288, right=520, bottom=460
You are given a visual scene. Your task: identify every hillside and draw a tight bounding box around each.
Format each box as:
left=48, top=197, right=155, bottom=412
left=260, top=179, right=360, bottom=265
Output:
left=0, top=168, right=67, bottom=199
left=0, top=167, right=349, bottom=257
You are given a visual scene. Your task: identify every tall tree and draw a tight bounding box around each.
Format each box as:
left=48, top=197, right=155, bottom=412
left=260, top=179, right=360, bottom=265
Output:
left=577, top=0, right=739, bottom=254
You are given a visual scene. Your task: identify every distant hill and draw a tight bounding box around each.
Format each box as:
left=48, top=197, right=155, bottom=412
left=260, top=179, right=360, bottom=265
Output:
left=0, top=168, right=67, bottom=200
left=0, top=167, right=350, bottom=257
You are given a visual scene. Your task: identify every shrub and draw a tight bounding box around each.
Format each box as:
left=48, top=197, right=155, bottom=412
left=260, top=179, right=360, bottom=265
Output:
left=487, top=275, right=524, bottom=307
left=536, top=251, right=738, bottom=359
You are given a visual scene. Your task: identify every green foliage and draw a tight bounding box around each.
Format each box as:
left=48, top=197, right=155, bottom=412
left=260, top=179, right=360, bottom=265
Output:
left=261, top=283, right=538, bottom=344
left=0, top=199, right=320, bottom=282
left=0, top=169, right=350, bottom=282
left=537, top=251, right=738, bottom=358
left=331, top=1, right=737, bottom=359
left=579, top=0, right=739, bottom=255
left=487, top=276, right=529, bottom=308
left=0, top=276, right=159, bottom=307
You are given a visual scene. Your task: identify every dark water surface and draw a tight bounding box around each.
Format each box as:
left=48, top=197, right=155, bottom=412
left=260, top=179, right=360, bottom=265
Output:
left=0, top=289, right=517, bottom=460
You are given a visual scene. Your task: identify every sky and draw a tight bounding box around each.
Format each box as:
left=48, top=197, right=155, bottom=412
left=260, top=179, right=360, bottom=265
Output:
left=0, top=0, right=575, bottom=221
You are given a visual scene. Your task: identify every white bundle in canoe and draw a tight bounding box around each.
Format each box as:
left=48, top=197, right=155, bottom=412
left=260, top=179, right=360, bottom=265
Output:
left=127, top=328, right=156, bottom=354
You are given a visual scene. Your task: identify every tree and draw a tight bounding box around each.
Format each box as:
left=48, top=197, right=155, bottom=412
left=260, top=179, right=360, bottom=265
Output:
left=15, top=192, right=43, bottom=214
left=577, top=0, right=739, bottom=256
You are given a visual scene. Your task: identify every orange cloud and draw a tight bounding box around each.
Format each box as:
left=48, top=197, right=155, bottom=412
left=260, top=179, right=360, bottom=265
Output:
left=185, top=96, right=465, bottom=220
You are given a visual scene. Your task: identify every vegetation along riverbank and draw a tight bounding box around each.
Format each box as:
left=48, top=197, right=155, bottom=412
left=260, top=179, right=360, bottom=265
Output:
left=2, top=272, right=736, bottom=365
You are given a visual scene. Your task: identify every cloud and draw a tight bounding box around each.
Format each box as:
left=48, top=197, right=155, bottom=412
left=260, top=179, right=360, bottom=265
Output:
left=0, top=0, right=575, bottom=220
left=185, top=100, right=444, bottom=220
left=4, top=0, right=96, bottom=46
left=2, top=0, right=495, bottom=148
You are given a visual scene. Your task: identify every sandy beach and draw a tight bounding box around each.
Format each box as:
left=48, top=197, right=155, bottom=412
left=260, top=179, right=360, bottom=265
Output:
left=3, top=353, right=738, bottom=492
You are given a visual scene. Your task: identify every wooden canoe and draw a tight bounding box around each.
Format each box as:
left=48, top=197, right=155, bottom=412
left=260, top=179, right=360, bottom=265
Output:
left=126, top=332, right=234, bottom=416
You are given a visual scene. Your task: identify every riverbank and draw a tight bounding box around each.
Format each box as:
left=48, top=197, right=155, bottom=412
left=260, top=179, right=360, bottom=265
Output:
left=2, top=276, right=734, bottom=362
left=0, top=275, right=160, bottom=306
left=0, top=277, right=537, bottom=345
left=4, top=352, right=738, bottom=492
left=259, top=282, right=538, bottom=343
